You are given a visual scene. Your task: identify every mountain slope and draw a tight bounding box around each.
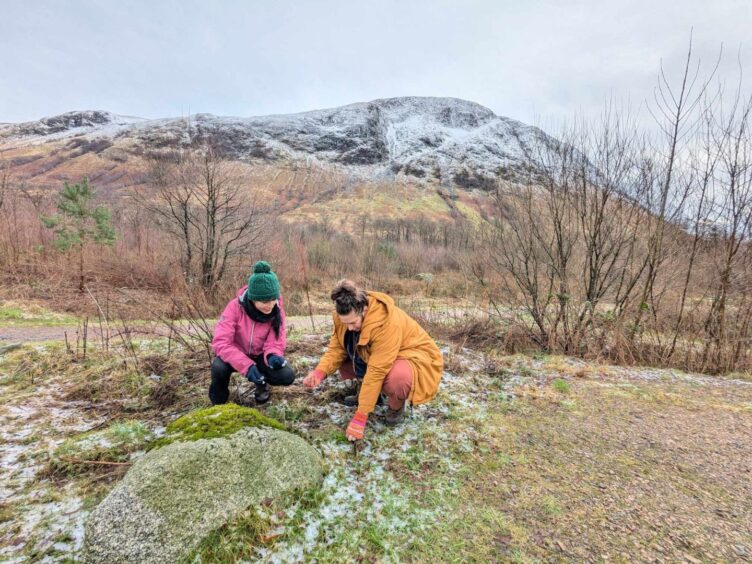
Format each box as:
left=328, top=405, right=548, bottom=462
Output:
left=0, top=97, right=551, bottom=190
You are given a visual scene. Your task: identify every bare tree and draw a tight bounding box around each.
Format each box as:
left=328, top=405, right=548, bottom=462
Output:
left=664, top=98, right=720, bottom=361
left=0, top=164, right=34, bottom=266
left=0, top=162, right=9, bottom=212
left=630, top=38, right=719, bottom=336
left=474, top=40, right=752, bottom=374
left=701, top=89, right=752, bottom=371
left=479, top=110, right=650, bottom=354
left=135, top=145, right=269, bottom=293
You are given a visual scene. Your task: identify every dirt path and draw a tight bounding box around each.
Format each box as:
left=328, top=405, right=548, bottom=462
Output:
left=0, top=315, right=331, bottom=344
left=0, top=325, right=80, bottom=344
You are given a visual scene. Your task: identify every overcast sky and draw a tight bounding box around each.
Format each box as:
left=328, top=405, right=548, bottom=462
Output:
left=1, top=0, right=750, bottom=127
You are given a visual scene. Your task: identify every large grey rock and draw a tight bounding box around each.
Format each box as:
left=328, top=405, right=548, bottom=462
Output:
left=82, top=427, right=323, bottom=563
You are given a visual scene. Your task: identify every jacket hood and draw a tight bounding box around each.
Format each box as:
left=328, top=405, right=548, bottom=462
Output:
left=359, top=291, right=395, bottom=344
left=236, top=285, right=249, bottom=300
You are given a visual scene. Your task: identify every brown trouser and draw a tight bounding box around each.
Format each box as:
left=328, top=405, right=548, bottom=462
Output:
left=338, top=359, right=413, bottom=410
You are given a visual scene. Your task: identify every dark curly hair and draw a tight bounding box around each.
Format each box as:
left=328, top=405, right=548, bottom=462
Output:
left=330, top=279, right=368, bottom=316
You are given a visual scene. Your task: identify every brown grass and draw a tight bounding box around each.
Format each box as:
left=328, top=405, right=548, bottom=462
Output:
left=431, top=375, right=752, bottom=561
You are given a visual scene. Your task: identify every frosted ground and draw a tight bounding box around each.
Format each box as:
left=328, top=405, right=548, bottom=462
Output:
left=1, top=332, right=751, bottom=562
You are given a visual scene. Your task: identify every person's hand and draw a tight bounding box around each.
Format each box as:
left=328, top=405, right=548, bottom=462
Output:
left=246, top=364, right=265, bottom=385
left=267, top=354, right=287, bottom=370
left=303, top=369, right=325, bottom=388
left=346, top=411, right=368, bottom=441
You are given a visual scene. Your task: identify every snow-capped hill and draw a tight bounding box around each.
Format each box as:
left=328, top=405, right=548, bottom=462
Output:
left=188, top=97, right=550, bottom=185
left=235, top=97, right=502, bottom=168
left=0, top=110, right=146, bottom=141
left=1, top=98, right=552, bottom=188
left=266, top=96, right=497, bottom=135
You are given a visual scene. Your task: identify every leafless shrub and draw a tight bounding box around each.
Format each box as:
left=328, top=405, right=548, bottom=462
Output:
left=161, top=290, right=215, bottom=362
left=473, top=41, right=752, bottom=373
left=135, top=145, right=269, bottom=293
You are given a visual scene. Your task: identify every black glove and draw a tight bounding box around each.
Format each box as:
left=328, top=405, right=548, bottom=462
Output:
left=267, top=354, right=287, bottom=370
left=246, top=364, right=265, bottom=385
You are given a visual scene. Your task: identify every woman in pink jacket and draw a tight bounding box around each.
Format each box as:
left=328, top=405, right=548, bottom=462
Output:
left=209, top=261, right=294, bottom=404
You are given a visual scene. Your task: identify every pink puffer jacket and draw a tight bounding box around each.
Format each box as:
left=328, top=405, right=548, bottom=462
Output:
left=211, top=285, right=287, bottom=374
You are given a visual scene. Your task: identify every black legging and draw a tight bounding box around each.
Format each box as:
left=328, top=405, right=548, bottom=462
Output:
left=209, top=355, right=295, bottom=405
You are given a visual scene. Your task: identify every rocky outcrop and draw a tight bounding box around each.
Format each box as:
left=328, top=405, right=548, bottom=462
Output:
left=0, top=110, right=143, bottom=139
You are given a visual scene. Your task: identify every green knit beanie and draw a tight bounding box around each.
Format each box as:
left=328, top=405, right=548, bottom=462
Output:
left=246, top=261, right=281, bottom=301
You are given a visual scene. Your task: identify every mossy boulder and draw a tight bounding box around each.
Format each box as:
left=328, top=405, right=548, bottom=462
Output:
left=149, top=403, right=286, bottom=449
left=83, top=426, right=323, bottom=563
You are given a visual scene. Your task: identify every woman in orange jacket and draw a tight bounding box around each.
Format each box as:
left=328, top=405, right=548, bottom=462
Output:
left=303, top=280, right=443, bottom=441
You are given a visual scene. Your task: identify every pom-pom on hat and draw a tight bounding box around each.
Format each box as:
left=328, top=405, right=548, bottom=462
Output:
left=246, top=261, right=281, bottom=301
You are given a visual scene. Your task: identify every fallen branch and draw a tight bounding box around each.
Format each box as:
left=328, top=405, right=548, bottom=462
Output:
left=57, top=457, right=132, bottom=467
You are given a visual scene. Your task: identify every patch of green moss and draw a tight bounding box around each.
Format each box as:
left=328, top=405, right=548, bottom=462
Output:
left=150, top=404, right=285, bottom=450
left=328, top=429, right=350, bottom=444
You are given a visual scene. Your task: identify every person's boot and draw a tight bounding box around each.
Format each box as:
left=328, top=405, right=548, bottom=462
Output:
left=343, top=380, right=361, bottom=406
left=254, top=382, right=270, bottom=404
left=343, top=387, right=385, bottom=407
left=385, top=404, right=405, bottom=426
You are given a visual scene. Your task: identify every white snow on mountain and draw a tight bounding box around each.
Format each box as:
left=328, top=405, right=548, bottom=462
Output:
left=0, top=98, right=553, bottom=187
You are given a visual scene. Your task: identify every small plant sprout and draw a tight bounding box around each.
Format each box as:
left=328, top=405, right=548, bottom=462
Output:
left=552, top=378, right=570, bottom=394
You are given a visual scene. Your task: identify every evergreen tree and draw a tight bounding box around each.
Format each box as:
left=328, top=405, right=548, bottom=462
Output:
left=42, top=178, right=116, bottom=292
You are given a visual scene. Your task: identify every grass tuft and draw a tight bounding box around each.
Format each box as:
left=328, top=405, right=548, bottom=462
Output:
left=50, top=421, right=152, bottom=475
left=552, top=378, right=570, bottom=394
left=187, top=505, right=272, bottom=562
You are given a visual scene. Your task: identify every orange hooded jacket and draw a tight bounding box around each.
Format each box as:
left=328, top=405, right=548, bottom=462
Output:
left=315, top=291, right=443, bottom=414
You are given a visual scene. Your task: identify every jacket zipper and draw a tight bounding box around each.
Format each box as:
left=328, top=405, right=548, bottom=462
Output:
left=249, top=321, right=256, bottom=357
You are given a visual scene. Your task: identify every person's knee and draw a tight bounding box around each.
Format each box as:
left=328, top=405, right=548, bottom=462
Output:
left=211, top=356, right=234, bottom=380
left=383, top=360, right=413, bottom=398
left=209, top=357, right=233, bottom=405
left=274, top=365, right=296, bottom=386
left=338, top=361, right=357, bottom=380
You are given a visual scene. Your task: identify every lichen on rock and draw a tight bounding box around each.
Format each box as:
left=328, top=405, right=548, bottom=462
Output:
left=82, top=426, right=324, bottom=563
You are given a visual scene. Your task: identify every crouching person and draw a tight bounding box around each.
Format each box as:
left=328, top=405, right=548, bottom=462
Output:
left=303, top=279, right=443, bottom=441
left=209, top=261, right=295, bottom=405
